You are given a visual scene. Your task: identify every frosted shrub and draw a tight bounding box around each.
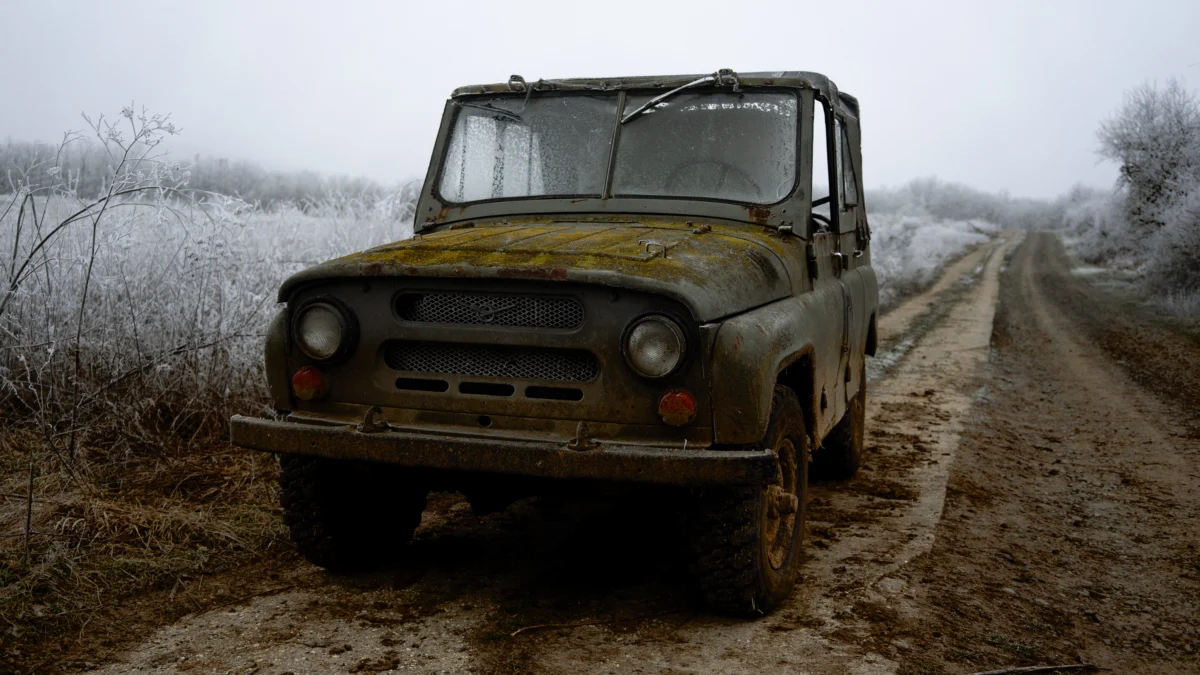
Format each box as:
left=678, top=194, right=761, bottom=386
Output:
left=1098, top=80, right=1200, bottom=235
left=868, top=212, right=995, bottom=308
left=0, top=109, right=416, bottom=453
left=867, top=177, right=1059, bottom=230
left=1080, top=79, right=1200, bottom=304
left=0, top=197, right=413, bottom=443
left=1058, top=186, right=1134, bottom=266
left=1147, top=186, right=1200, bottom=295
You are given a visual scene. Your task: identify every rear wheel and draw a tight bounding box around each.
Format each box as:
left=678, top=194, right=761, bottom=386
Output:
left=815, top=361, right=866, bottom=480
left=690, top=385, right=809, bottom=616
left=278, top=455, right=427, bottom=572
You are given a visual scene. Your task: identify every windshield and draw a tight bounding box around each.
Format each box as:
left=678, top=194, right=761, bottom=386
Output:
left=436, top=90, right=798, bottom=206
left=439, top=95, right=617, bottom=202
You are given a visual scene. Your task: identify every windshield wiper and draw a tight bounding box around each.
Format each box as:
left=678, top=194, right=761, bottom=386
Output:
left=458, top=101, right=523, bottom=121
left=620, top=68, right=741, bottom=124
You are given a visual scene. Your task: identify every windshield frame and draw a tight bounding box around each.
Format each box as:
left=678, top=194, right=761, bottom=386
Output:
left=415, top=81, right=824, bottom=234
left=431, top=87, right=801, bottom=210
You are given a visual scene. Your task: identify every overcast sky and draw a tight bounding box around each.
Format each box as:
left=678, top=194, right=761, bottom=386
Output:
left=2, top=0, right=1197, bottom=199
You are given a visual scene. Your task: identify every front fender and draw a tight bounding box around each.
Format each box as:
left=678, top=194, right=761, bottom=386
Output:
left=710, top=289, right=843, bottom=445
left=264, top=307, right=291, bottom=412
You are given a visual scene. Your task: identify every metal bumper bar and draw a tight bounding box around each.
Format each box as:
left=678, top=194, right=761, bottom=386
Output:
left=230, top=415, right=777, bottom=486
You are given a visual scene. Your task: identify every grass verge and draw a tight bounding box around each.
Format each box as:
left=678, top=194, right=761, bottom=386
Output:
left=0, top=424, right=286, bottom=674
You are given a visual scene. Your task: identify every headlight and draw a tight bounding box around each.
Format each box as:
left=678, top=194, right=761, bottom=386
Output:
left=624, top=315, right=687, bottom=378
left=295, top=302, right=347, bottom=360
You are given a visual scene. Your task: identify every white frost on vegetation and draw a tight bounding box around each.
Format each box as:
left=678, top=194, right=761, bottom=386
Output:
left=1059, top=79, right=1200, bottom=316
left=0, top=194, right=414, bottom=425
left=868, top=213, right=995, bottom=308
left=864, top=176, right=1066, bottom=308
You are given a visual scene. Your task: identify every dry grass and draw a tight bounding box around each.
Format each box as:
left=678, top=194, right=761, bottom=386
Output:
left=0, top=422, right=285, bottom=672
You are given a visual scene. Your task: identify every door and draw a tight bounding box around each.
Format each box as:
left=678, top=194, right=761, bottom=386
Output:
left=808, top=98, right=848, bottom=433
left=834, top=114, right=868, bottom=403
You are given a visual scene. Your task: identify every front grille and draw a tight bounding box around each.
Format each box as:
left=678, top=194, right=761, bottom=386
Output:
left=384, top=341, right=599, bottom=382
left=396, top=292, right=584, bottom=329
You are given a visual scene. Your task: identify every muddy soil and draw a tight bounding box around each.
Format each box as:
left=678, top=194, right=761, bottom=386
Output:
left=74, top=232, right=1199, bottom=675
left=892, top=233, right=1200, bottom=674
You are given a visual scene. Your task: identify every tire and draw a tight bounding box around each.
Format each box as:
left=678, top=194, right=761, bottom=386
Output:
left=815, top=361, right=866, bottom=480
left=278, top=455, right=428, bottom=573
left=690, top=385, right=809, bottom=616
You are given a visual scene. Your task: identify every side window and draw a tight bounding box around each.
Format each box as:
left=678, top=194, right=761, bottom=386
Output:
left=811, top=101, right=832, bottom=229
left=836, top=118, right=859, bottom=210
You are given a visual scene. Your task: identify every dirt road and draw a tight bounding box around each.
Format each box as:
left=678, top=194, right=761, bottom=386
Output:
left=88, top=232, right=1200, bottom=675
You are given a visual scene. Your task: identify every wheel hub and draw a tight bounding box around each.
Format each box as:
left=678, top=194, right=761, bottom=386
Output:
left=764, top=438, right=799, bottom=570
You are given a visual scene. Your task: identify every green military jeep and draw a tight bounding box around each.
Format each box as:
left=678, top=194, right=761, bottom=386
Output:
left=232, top=69, right=877, bottom=616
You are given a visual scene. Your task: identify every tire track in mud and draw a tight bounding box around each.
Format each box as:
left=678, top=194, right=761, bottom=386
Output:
left=90, top=235, right=1018, bottom=675
left=892, top=232, right=1200, bottom=673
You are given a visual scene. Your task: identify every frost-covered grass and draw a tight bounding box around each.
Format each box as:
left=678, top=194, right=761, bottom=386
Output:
left=0, top=197, right=413, bottom=431
left=869, top=212, right=997, bottom=308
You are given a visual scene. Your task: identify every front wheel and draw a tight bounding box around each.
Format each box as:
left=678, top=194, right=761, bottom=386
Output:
left=278, top=455, right=428, bottom=573
left=689, top=385, right=809, bottom=616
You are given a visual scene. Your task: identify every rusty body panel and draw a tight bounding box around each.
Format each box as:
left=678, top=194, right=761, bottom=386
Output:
left=233, top=69, right=877, bottom=489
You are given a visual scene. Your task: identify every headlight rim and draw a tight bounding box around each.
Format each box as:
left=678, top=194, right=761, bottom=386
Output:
left=291, top=296, right=358, bottom=363
left=621, top=313, right=689, bottom=379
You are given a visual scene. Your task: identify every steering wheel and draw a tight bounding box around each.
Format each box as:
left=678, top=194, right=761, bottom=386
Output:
left=811, top=195, right=831, bottom=208
left=810, top=211, right=833, bottom=231
left=663, top=159, right=762, bottom=199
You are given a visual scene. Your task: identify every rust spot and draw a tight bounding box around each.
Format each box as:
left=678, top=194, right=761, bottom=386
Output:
left=496, top=267, right=569, bottom=280
left=364, top=263, right=383, bottom=276
left=748, top=206, right=771, bottom=224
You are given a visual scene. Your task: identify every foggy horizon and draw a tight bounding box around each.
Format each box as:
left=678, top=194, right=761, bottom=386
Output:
left=2, top=0, right=1198, bottom=199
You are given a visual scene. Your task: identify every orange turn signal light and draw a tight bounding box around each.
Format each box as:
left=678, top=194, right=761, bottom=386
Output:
left=292, top=366, right=326, bottom=401
left=658, top=388, right=696, bottom=426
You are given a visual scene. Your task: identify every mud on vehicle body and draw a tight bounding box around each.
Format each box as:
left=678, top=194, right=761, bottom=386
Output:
left=232, top=69, right=878, bottom=616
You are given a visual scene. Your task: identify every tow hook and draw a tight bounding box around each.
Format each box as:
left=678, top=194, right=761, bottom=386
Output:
left=357, top=406, right=390, bottom=434
left=568, top=421, right=598, bottom=451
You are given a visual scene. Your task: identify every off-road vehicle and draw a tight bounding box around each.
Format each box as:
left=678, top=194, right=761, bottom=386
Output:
left=232, top=69, right=877, bottom=616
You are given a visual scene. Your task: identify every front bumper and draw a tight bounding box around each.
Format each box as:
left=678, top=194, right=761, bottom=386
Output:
left=230, top=415, right=777, bottom=486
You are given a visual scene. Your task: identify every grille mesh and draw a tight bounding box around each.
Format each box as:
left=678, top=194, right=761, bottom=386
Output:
left=384, top=341, right=599, bottom=382
left=396, top=292, right=583, bottom=329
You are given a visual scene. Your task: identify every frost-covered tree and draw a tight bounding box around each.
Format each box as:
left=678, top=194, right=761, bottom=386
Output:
left=1097, top=79, right=1200, bottom=234
left=1150, top=188, right=1200, bottom=293
left=1080, top=79, right=1200, bottom=298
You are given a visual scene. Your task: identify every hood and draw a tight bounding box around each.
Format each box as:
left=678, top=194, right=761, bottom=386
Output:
left=278, top=220, right=794, bottom=322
